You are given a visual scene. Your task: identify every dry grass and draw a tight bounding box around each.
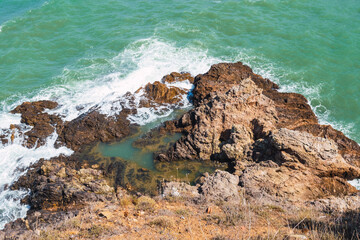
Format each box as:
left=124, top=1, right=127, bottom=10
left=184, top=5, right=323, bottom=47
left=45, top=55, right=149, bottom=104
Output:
left=135, top=196, right=156, bottom=212
left=148, top=216, right=175, bottom=229
left=12, top=193, right=360, bottom=240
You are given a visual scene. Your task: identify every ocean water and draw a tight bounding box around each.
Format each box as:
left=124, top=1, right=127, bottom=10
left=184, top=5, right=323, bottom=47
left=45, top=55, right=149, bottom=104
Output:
left=0, top=0, right=359, bottom=229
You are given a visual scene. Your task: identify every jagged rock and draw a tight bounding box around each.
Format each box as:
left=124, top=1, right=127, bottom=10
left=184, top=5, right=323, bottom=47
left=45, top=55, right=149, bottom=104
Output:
left=306, top=194, right=360, bottom=212
left=11, top=100, right=58, bottom=115
left=192, top=62, right=279, bottom=106
left=159, top=78, right=278, bottom=161
left=162, top=72, right=194, bottom=84
left=10, top=100, right=62, bottom=148
left=2, top=209, right=79, bottom=238
left=156, top=62, right=360, bottom=203
left=140, top=81, right=186, bottom=105
left=295, top=124, right=360, bottom=167
left=269, top=128, right=360, bottom=178
left=161, top=170, right=240, bottom=204
left=161, top=182, right=200, bottom=199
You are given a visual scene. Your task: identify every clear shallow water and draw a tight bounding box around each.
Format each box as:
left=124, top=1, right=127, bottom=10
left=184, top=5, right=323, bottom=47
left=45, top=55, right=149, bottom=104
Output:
left=87, top=111, right=222, bottom=195
left=94, top=128, right=221, bottom=194
left=0, top=0, right=359, bottom=229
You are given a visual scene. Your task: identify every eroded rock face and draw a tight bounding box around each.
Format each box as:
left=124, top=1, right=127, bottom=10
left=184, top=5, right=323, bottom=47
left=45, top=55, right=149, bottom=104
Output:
left=156, top=62, right=360, bottom=202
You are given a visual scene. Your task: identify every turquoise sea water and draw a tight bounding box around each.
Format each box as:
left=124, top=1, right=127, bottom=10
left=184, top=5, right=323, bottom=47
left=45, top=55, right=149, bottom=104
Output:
left=1, top=0, right=359, bottom=140
left=0, top=0, right=359, bottom=228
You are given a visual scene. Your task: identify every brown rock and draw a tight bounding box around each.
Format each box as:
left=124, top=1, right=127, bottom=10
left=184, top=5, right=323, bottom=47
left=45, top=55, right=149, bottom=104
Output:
left=156, top=62, right=360, bottom=203
left=12, top=156, right=115, bottom=210
left=58, top=109, right=134, bottom=151
left=11, top=100, right=58, bottom=114
left=142, top=81, right=186, bottom=105
left=10, top=100, right=62, bottom=148
left=162, top=72, right=194, bottom=84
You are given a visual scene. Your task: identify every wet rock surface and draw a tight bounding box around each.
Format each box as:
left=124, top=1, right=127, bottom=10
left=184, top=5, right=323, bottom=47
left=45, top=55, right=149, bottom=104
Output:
left=3, top=72, right=192, bottom=152
left=10, top=100, right=63, bottom=148
left=139, top=81, right=186, bottom=106
left=58, top=109, right=135, bottom=151
left=162, top=72, right=194, bottom=84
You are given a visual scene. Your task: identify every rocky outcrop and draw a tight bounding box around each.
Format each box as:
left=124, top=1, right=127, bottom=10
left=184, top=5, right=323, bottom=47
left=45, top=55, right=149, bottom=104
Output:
left=162, top=72, right=194, bottom=84
left=136, top=72, right=193, bottom=108
left=140, top=81, right=186, bottom=106
left=3, top=62, right=360, bottom=236
left=306, top=194, right=360, bottom=213
left=4, top=72, right=192, bottom=152
left=156, top=62, right=360, bottom=203
left=161, top=170, right=240, bottom=203
left=10, top=100, right=62, bottom=148
left=12, top=156, right=115, bottom=210
left=58, top=109, right=135, bottom=151
left=198, top=170, right=240, bottom=203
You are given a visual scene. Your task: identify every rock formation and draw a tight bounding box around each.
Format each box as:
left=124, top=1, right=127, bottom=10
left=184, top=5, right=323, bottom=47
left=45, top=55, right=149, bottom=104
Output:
left=10, top=100, right=62, bottom=148
left=11, top=156, right=115, bottom=210
left=155, top=62, right=360, bottom=203
left=2, top=62, right=360, bottom=237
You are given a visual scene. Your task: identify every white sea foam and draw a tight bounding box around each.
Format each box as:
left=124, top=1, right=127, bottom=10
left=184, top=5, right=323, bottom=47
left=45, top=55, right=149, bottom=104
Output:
left=0, top=132, right=73, bottom=229
left=348, top=179, right=360, bottom=190
left=32, top=38, right=219, bottom=125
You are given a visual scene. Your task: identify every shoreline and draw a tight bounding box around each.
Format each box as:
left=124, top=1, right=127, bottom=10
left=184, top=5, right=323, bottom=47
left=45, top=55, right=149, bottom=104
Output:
left=1, top=62, right=360, bottom=238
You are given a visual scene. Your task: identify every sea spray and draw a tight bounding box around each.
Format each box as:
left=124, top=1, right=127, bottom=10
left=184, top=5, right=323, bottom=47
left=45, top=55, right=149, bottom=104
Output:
left=0, top=131, right=73, bottom=229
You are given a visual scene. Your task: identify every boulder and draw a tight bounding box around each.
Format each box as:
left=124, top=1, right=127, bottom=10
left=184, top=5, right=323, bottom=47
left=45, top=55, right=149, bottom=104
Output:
left=162, top=72, right=194, bottom=84
left=141, top=81, right=186, bottom=105
left=199, top=170, right=240, bottom=203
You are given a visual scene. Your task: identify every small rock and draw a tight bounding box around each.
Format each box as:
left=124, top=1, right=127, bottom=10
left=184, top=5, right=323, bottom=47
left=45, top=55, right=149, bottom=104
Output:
left=98, top=211, right=113, bottom=219
left=91, top=164, right=99, bottom=169
left=34, top=229, right=41, bottom=236
left=287, top=235, right=308, bottom=240
left=206, top=207, right=212, bottom=214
